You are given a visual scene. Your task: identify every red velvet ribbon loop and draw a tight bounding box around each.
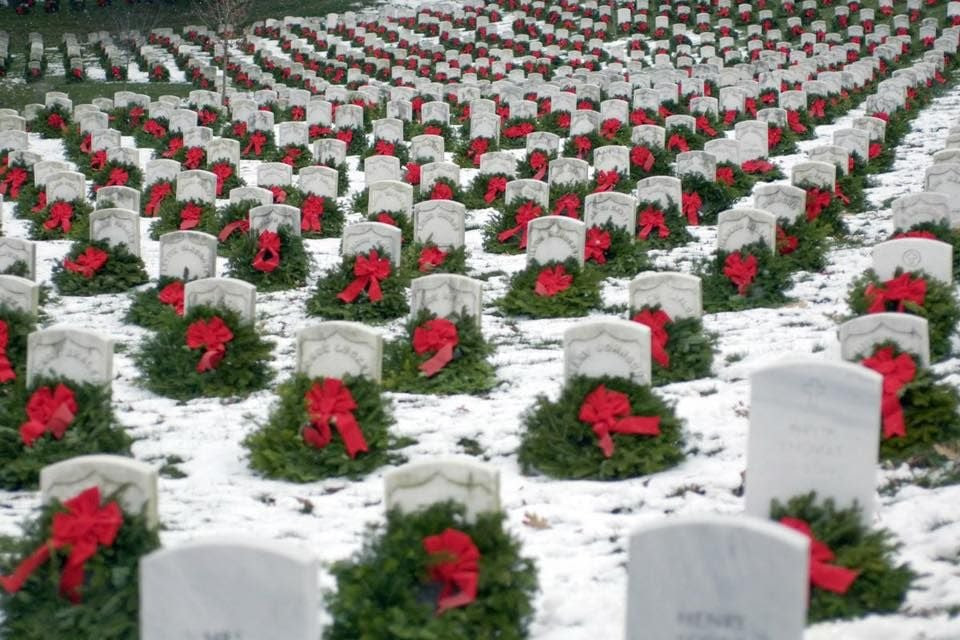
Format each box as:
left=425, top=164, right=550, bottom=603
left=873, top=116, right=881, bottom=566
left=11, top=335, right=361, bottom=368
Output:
left=302, top=378, right=368, bottom=458
left=864, top=273, right=926, bottom=313
left=337, top=250, right=392, bottom=303
left=185, top=316, right=234, bottom=372
left=252, top=230, right=281, bottom=273
left=63, top=247, right=108, bottom=279
left=243, top=131, right=267, bottom=156
left=211, top=163, right=234, bottom=197
left=632, top=309, right=671, bottom=367
left=862, top=346, right=916, bottom=439
left=44, top=201, right=74, bottom=233
left=423, top=528, right=480, bottom=614
left=805, top=188, right=832, bottom=221
left=19, top=383, right=77, bottom=447
left=529, top=152, right=549, bottom=180
left=145, top=182, right=172, bottom=216
left=723, top=252, right=758, bottom=295
left=418, top=246, right=447, bottom=272
left=179, top=203, right=203, bottom=230
left=681, top=192, right=702, bottom=225
left=579, top=385, right=661, bottom=457
left=497, top=202, right=542, bottom=248
left=484, top=176, right=507, bottom=204
left=638, top=207, right=669, bottom=239
left=551, top=194, right=580, bottom=218
left=218, top=219, right=250, bottom=242
left=534, top=264, right=573, bottom=297
left=157, top=281, right=185, bottom=315
left=631, top=146, right=655, bottom=172
left=413, top=318, right=459, bottom=377
left=593, top=170, right=619, bottom=193
left=780, top=517, right=860, bottom=594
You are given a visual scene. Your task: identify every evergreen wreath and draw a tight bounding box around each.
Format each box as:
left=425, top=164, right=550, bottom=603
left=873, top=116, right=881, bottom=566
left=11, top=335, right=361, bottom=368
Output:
left=382, top=310, right=497, bottom=395
left=0, top=492, right=160, bottom=639
left=462, top=172, right=512, bottom=211
left=539, top=110, right=571, bottom=136
left=299, top=192, right=345, bottom=239
left=149, top=198, right=219, bottom=240
left=664, top=126, right=707, bottom=155
left=0, top=305, right=35, bottom=396
left=13, top=177, right=41, bottom=220
left=225, top=227, right=311, bottom=292
left=591, top=168, right=634, bottom=195
left=400, top=242, right=469, bottom=281
left=334, top=126, right=369, bottom=156
left=364, top=138, right=411, bottom=165
left=406, top=121, right=455, bottom=141
left=562, top=133, right=601, bottom=161
left=244, top=374, right=402, bottom=482
left=0, top=376, right=132, bottom=490
left=679, top=174, right=736, bottom=226
left=630, top=306, right=715, bottom=386
left=260, top=184, right=305, bottom=209
left=584, top=223, right=652, bottom=278
left=700, top=242, right=793, bottom=313
left=500, top=118, right=540, bottom=149
left=30, top=105, right=71, bottom=139
left=140, top=180, right=175, bottom=218
left=517, top=375, right=686, bottom=480
left=496, top=259, right=603, bottom=319
left=547, top=182, right=592, bottom=219
left=216, top=198, right=260, bottom=256
left=634, top=199, right=694, bottom=249
left=628, top=144, right=672, bottom=182
left=207, top=160, right=244, bottom=198
left=517, top=149, right=556, bottom=181
left=853, top=341, right=960, bottom=466
left=414, top=177, right=465, bottom=206
left=273, top=144, right=314, bottom=170
left=775, top=217, right=831, bottom=273
left=133, top=305, right=274, bottom=401
left=715, top=161, right=753, bottom=199
left=133, top=117, right=171, bottom=151
left=29, top=198, right=93, bottom=241
left=846, top=268, right=959, bottom=362
left=125, top=277, right=185, bottom=330
left=795, top=180, right=848, bottom=237
left=769, top=493, right=915, bottom=623
left=834, top=170, right=867, bottom=214
left=323, top=501, right=537, bottom=640
left=51, top=241, right=148, bottom=296
left=305, top=249, right=409, bottom=323
left=454, top=136, right=498, bottom=169
left=91, top=161, right=143, bottom=194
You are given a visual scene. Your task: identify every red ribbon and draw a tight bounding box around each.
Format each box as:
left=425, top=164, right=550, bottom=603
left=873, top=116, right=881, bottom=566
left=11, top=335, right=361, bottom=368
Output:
left=667, top=134, right=689, bottom=152
left=186, top=316, right=234, bottom=372
left=145, top=182, right=172, bottom=216
left=631, top=146, right=655, bottom=172
left=0, top=320, right=13, bottom=383
left=46, top=113, right=67, bottom=131
left=632, top=309, right=671, bottom=367
left=681, top=192, right=702, bottom=225
left=161, top=137, right=184, bottom=159
left=268, top=186, right=287, bottom=204
left=467, top=138, right=489, bottom=166
left=810, top=98, right=827, bottom=119
left=184, top=147, right=205, bottom=170
left=593, top=170, right=619, bottom=193
left=776, top=226, right=798, bottom=255
left=865, top=273, right=926, bottom=313
left=64, top=246, right=108, bottom=278
left=630, top=109, right=653, bottom=125
left=0, top=486, right=122, bottom=604
left=484, top=176, right=507, bottom=204
left=573, top=136, right=592, bottom=159
left=423, top=528, right=480, bottom=614
left=302, top=378, right=368, bottom=458
left=834, top=184, right=850, bottom=205
left=723, top=252, right=758, bottom=295
left=79, top=135, right=91, bottom=154
left=252, top=230, right=281, bottom=273
left=498, top=201, right=542, bottom=248
left=144, top=119, right=167, bottom=139
left=157, top=280, right=185, bottom=315
left=534, top=264, right=573, bottom=297
left=716, top=166, right=735, bottom=186
left=862, top=346, right=916, bottom=439
left=405, top=163, right=421, bottom=185
left=243, top=131, right=267, bottom=156
left=787, top=110, right=807, bottom=134
left=281, top=147, right=302, bottom=166
left=104, top=168, right=128, bottom=187
left=696, top=116, right=716, bottom=136
left=336, top=129, right=354, bottom=145
left=552, top=193, right=580, bottom=218
left=584, top=227, right=611, bottom=264
left=868, top=143, right=883, bottom=160
left=0, top=167, right=29, bottom=199
left=418, top=245, right=447, bottom=272
left=805, top=188, right=832, bottom=221
left=779, top=517, right=860, bottom=594
left=90, top=151, right=107, bottom=171
left=218, top=219, right=250, bottom=242
left=18, top=384, right=77, bottom=447
left=179, top=202, right=203, bottom=230
left=430, top=182, right=454, bottom=200
left=742, top=159, right=775, bottom=174
left=209, top=163, right=232, bottom=198
left=413, top=318, right=459, bottom=377
left=505, top=122, right=535, bottom=138
left=638, top=207, right=669, bottom=239
left=44, top=201, right=74, bottom=233
left=374, top=139, right=396, bottom=156
left=579, top=385, right=661, bottom=457
left=768, top=127, right=783, bottom=150
left=600, top=118, right=621, bottom=140
left=301, top=195, right=325, bottom=232
left=529, top=151, right=548, bottom=180
left=337, top=250, right=391, bottom=303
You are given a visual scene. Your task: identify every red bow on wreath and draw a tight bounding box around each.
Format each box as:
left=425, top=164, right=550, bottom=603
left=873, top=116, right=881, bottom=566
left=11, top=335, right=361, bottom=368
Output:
left=161, top=137, right=184, bottom=159
left=157, top=281, right=185, bottom=315
left=418, top=245, right=447, bottom=272
left=600, top=118, right=621, bottom=140
left=805, top=188, right=832, bottom=221
left=186, top=316, right=234, bottom=372
left=593, top=170, right=619, bottom=193
left=638, top=207, right=669, bottom=240
left=667, top=134, right=690, bottom=153
left=779, top=517, right=859, bottom=594
left=184, top=147, right=205, bottom=170
left=467, top=138, right=489, bottom=166
left=868, top=143, right=883, bottom=160
left=498, top=201, right=542, bottom=248
left=529, top=151, right=549, bottom=180
left=105, top=168, right=129, bottom=187
left=787, top=110, right=807, bottom=134
left=252, top=230, right=281, bottom=273
left=64, top=247, right=108, bottom=278
left=715, top=167, right=735, bottom=186
left=0, top=167, right=29, bottom=199
left=0, top=320, right=14, bottom=383
left=768, top=127, right=783, bottom=149
left=211, top=164, right=234, bottom=197
left=579, top=385, right=661, bottom=458
left=338, top=250, right=391, bottom=303
left=695, top=116, right=716, bottom=136
left=631, top=146, right=655, bottom=172
left=18, top=384, right=77, bottom=447
left=0, top=487, right=122, bottom=604
left=632, top=309, right=671, bottom=367
left=301, top=195, right=325, bottom=232
left=281, top=147, right=302, bottom=166
left=776, top=226, right=798, bottom=255
left=742, top=159, right=775, bottom=174
left=145, top=182, right=172, bottom=216
left=864, top=273, right=926, bottom=313
left=430, top=181, right=454, bottom=200
left=243, top=131, right=268, bottom=156
left=374, top=140, right=396, bottom=156
left=534, top=264, right=573, bottom=297
left=584, top=227, right=611, bottom=264
left=861, top=346, right=916, bottom=439
left=810, top=98, right=827, bottom=119
left=681, top=192, right=702, bottom=225
left=423, top=528, right=480, bottom=614
left=552, top=194, right=580, bottom=218
left=413, top=318, right=459, bottom=377
left=178, top=202, right=203, bottom=230
left=723, top=252, right=758, bottom=296
left=405, top=163, right=421, bottom=186
left=302, top=378, right=368, bottom=458
left=484, top=176, right=507, bottom=204
left=573, top=136, right=593, bottom=159
left=44, top=201, right=74, bottom=233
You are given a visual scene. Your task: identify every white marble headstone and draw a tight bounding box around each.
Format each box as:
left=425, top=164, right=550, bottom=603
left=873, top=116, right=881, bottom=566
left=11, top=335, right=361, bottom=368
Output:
left=564, top=318, right=652, bottom=385
left=296, top=322, right=382, bottom=382
left=384, top=458, right=500, bottom=523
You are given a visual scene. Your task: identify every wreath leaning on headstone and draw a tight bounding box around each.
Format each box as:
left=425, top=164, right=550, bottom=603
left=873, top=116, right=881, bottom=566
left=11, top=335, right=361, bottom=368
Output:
left=51, top=240, right=148, bottom=296
left=496, top=259, right=603, bottom=319
left=700, top=242, right=793, bottom=313
left=125, top=276, right=186, bottom=330
left=630, top=305, right=716, bottom=386
left=305, top=248, right=409, bottom=323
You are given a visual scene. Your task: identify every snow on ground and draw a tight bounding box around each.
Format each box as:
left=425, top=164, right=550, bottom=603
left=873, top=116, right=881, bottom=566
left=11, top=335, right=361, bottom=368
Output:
left=3, top=60, right=960, bottom=640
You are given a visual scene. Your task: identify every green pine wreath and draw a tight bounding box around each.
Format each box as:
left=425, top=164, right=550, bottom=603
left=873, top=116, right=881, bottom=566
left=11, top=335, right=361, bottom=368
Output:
left=634, top=199, right=694, bottom=249
left=399, top=243, right=469, bottom=281
left=462, top=172, right=512, bottom=210
left=700, top=242, right=793, bottom=313
left=414, top=177, right=465, bottom=205
left=585, top=223, right=652, bottom=278
left=323, top=501, right=537, bottom=640
left=482, top=200, right=548, bottom=255
left=846, top=268, right=959, bottom=362
left=0, top=494, right=160, bottom=640
left=51, top=241, right=148, bottom=296
left=0, top=305, right=36, bottom=397
left=630, top=306, right=715, bottom=386
left=0, top=376, right=132, bottom=490
left=133, top=305, right=274, bottom=401
left=149, top=199, right=219, bottom=240
left=125, top=277, right=184, bottom=330
left=382, top=310, right=497, bottom=395
left=496, top=259, right=603, bottom=319
left=216, top=199, right=260, bottom=255
left=305, top=250, right=409, bottom=323
left=225, top=227, right=311, bottom=292
left=679, top=174, right=736, bottom=226
left=517, top=375, right=686, bottom=480
left=244, top=373, right=402, bottom=482
left=91, top=162, right=143, bottom=193
left=28, top=199, right=93, bottom=241
left=776, top=217, right=831, bottom=273
left=794, top=180, right=847, bottom=236
left=770, top=493, right=915, bottom=623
